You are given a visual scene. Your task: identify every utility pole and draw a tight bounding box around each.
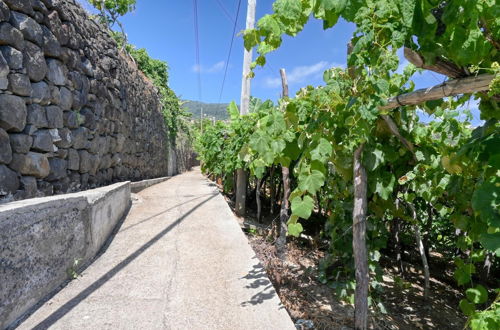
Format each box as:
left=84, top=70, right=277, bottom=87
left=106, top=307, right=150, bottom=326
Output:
left=200, top=106, right=203, bottom=133
left=235, top=0, right=256, bottom=216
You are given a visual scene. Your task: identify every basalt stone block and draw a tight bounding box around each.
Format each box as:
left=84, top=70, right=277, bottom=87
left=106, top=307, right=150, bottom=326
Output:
left=78, top=149, right=90, bottom=173
left=68, top=71, right=82, bottom=90
left=52, top=176, right=70, bottom=193
left=31, top=81, right=50, bottom=104
left=59, top=86, right=72, bottom=110
left=80, top=172, right=89, bottom=188
left=27, top=104, right=47, bottom=127
left=79, top=107, right=95, bottom=129
left=0, top=45, right=22, bottom=69
left=48, top=127, right=61, bottom=143
left=0, top=52, right=8, bottom=78
left=55, top=127, right=71, bottom=148
left=36, top=179, right=52, bottom=195
left=4, top=0, right=35, bottom=16
left=71, top=90, right=84, bottom=111
left=115, top=134, right=126, bottom=153
left=9, top=152, right=49, bottom=178
left=46, top=58, right=66, bottom=85
left=33, top=0, right=47, bottom=13
left=41, top=25, right=60, bottom=58
left=23, top=41, right=47, bottom=82
left=0, top=77, right=8, bottom=89
left=67, top=148, right=79, bottom=170
left=71, top=127, right=88, bottom=149
left=100, top=154, right=112, bottom=170
left=46, top=157, right=66, bottom=181
left=67, top=171, right=80, bottom=190
left=0, top=94, right=26, bottom=132
left=63, top=110, right=78, bottom=128
left=56, top=147, right=67, bottom=159
left=0, top=128, right=12, bottom=164
left=89, top=153, right=99, bottom=176
left=0, top=164, right=19, bottom=195
left=0, top=23, right=24, bottom=51
left=9, top=11, right=43, bottom=46
left=49, top=84, right=60, bottom=105
left=20, top=175, right=36, bottom=197
left=0, top=2, right=10, bottom=22
left=45, top=105, right=63, bottom=128
left=22, top=124, right=36, bottom=135
left=8, top=73, right=31, bottom=96
left=88, top=137, right=99, bottom=155
left=9, top=133, right=32, bottom=154
left=32, top=129, right=53, bottom=152
left=81, top=58, right=93, bottom=77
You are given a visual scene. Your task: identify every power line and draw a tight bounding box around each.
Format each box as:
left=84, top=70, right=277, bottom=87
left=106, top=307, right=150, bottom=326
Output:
left=193, top=0, right=202, bottom=102
left=218, top=0, right=242, bottom=103
left=214, top=0, right=235, bottom=23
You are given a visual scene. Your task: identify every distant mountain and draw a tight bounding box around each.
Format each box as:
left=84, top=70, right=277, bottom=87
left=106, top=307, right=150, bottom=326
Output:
left=182, top=100, right=235, bottom=120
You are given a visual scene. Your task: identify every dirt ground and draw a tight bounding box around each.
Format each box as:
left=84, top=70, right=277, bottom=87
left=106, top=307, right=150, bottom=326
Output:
left=243, top=231, right=466, bottom=330
left=216, top=181, right=467, bottom=329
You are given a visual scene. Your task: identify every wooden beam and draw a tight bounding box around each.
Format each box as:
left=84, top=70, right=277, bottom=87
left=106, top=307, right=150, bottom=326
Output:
left=403, top=48, right=466, bottom=78
left=380, top=73, right=493, bottom=111
left=380, top=114, right=415, bottom=154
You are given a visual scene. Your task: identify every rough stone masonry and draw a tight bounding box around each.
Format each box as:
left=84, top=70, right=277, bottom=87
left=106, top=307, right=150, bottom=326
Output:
left=0, top=0, right=171, bottom=202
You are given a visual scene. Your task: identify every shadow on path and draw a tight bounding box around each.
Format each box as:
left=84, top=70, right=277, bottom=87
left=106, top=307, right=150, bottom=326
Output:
left=32, top=193, right=218, bottom=330
left=240, top=258, right=278, bottom=307
left=119, top=193, right=216, bottom=233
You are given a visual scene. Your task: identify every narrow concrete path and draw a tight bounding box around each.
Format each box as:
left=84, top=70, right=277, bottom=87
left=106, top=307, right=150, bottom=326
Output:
left=19, top=168, right=294, bottom=330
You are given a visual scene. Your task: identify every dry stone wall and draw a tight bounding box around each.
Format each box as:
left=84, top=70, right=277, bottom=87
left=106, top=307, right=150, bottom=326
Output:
left=0, top=0, right=170, bottom=202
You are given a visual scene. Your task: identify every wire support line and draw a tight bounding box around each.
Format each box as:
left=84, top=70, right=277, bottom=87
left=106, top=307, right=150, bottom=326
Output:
left=193, top=0, right=202, bottom=103
left=214, top=0, right=235, bottom=23
left=218, top=0, right=242, bottom=103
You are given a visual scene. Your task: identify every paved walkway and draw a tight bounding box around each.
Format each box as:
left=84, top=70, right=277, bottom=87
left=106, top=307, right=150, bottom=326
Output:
left=19, top=169, right=294, bottom=330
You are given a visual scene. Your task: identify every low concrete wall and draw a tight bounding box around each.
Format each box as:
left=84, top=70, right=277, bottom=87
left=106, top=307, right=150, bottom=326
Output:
left=0, top=182, right=131, bottom=329
left=130, top=176, right=170, bottom=193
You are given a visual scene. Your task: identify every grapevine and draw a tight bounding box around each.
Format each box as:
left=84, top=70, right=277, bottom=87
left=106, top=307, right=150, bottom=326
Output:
left=196, top=1, right=499, bottom=328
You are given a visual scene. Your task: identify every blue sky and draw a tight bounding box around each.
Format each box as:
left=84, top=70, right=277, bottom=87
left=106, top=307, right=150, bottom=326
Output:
left=78, top=0, right=482, bottom=125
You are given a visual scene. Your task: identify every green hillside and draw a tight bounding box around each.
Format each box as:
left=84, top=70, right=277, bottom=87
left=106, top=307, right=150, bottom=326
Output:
left=182, top=100, right=234, bottom=120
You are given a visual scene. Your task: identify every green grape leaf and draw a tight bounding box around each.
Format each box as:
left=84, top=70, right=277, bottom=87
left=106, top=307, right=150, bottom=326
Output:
left=298, top=170, right=325, bottom=194
left=459, top=299, right=476, bottom=316
left=454, top=261, right=476, bottom=286
left=479, top=232, right=500, bottom=257
left=270, top=139, right=286, bottom=154
left=310, top=138, right=333, bottom=162
left=466, top=285, right=488, bottom=304
left=291, top=195, right=314, bottom=219
left=249, top=133, right=269, bottom=154
left=374, top=172, right=395, bottom=200
left=288, top=222, right=303, bottom=237
left=364, top=148, right=385, bottom=171
left=472, top=180, right=500, bottom=228
left=227, top=101, right=240, bottom=120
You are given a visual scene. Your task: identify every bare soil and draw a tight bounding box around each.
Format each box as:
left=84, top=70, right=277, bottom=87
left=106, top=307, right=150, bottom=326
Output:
left=245, top=233, right=466, bottom=329
left=216, top=182, right=466, bottom=329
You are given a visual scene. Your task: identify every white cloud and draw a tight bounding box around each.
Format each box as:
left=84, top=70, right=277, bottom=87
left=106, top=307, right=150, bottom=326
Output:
left=264, top=61, right=345, bottom=88
left=192, top=61, right=225, bottom=73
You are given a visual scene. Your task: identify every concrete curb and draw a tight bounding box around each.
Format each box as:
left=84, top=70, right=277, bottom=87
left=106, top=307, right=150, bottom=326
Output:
left=0, top=182, right=131, bottom=329
left=130, top=176, right=170, bottom=193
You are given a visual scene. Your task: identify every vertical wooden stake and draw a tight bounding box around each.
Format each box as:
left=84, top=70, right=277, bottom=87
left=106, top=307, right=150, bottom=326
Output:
left=407, top=202, right=430, bottom=300
left=353, top=144, right=368, bottom=330
left=277, top=68, right=290, bottom=260
left=256, top=177, right=262, bottom=223
left=270, top=165, right=276, bottom=214
left=348, top=41, right=369, bottom=329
